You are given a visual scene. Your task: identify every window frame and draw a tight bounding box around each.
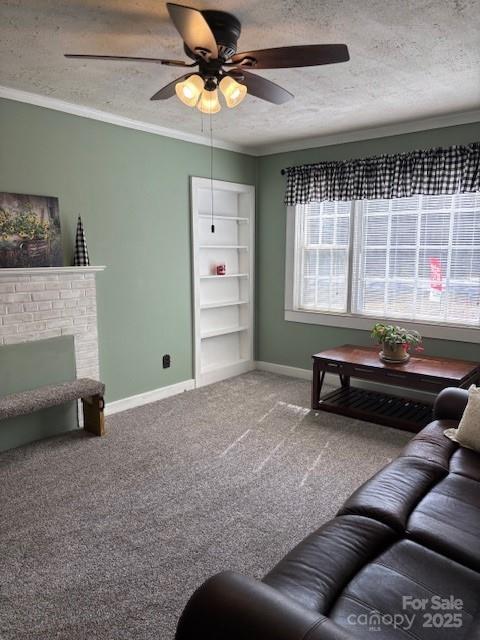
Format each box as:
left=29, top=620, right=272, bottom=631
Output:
left=284, top=203, right=480, bottom=344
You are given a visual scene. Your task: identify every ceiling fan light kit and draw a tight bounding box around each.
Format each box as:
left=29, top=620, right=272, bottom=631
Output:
left=174, top=73, right=246, bottom=112
left=197, top=87, right=221, bottom=114
left=219, top=76, right=247, bottom=108
left=175, top=73, right=204, bottom=106
left=64, top=2, right=350, bottom=114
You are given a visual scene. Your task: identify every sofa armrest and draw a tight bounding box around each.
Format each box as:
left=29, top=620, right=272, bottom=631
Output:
left=433, top=387, right=469, bottom=422
left=175, top=570, right=354, bottom=640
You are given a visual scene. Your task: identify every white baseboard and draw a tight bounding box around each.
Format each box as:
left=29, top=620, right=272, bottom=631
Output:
left=197, top=360, right=255, bottom=388
left=255, top=360, right=312, bottom=380
left=104, top=360, right=255, bottom=417
left=103, top=357, right=437, bottom=419
left=105, top=379, right=195, bottom=416
left=255, top=360, right=435, bottom=403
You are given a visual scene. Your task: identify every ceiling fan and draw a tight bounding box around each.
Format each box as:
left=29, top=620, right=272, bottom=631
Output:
left=65, top=3, right=350, bottom=114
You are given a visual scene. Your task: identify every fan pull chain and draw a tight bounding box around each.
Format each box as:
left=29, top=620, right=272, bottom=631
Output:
left=209, top=110, right=215, bottom=234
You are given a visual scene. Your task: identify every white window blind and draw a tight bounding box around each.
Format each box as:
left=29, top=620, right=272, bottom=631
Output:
left=294, top=192, right=480, bottom=328
left=353, top=193, right=480, bottom=325
left=295, top=201, right=351, bottom=313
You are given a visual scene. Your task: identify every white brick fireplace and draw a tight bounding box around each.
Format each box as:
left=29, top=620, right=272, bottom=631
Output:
left=0, top=266, right=105, bottom=379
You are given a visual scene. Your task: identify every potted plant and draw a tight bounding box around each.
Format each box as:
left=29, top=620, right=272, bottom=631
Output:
left=371, top=322, right=423, bottom=363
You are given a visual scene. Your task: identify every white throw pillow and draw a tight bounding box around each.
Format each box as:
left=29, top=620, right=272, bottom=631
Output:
left=444, top=385, right=480, bottom=452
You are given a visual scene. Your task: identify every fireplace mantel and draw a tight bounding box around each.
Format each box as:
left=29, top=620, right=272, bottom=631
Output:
left=0, top=266, right=106, bottom=276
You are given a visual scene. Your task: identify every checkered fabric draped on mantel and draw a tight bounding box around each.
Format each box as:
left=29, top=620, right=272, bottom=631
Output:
left=283, top=142, right=480, bottom=205
left=73, top=215, right=90, bottom=266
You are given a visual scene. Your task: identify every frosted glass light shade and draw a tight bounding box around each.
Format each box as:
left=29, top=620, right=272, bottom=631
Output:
left=219, top=76, right=247, bottom=108
left=175, top=74, right=204, bottom=107
left=197, top=88, right=221, bottom=114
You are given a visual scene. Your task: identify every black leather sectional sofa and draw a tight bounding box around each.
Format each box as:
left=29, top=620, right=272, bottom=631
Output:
left=176, top=388, right=480, bottom=639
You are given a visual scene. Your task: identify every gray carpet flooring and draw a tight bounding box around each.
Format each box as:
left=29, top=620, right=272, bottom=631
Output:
left=0, top=371, right=411, bottom=640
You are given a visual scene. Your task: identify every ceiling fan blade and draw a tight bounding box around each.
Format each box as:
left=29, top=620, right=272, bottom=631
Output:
left=231, top=70, right=293, bottom=105
left=65, top=54, right=192, bottom=67
left=166, top=3, right=218, bottom=60
left=150, top=73, right=192, bottom=100
left=230, top=44, right=349, bottom=69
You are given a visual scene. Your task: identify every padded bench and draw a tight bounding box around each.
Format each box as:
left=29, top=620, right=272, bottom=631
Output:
left=0, top=378, right=106, bottom=437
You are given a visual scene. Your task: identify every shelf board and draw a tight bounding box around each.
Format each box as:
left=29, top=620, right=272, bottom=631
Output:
left=200, top=273, right=249, bottom=279
left=201, top=325, right=249, bottom=339
left=199, top=215, right=249, bottom=223
left=200, top=245, right=248, bottom=250
left=201, top=300, right=249, bottom=310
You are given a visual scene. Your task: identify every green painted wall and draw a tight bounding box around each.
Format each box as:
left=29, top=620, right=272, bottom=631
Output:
left=0, top=98, right=256, bottom=408
left=256, top=122, right=480, bottom=369
left=2, top=96, right=480, bottom=451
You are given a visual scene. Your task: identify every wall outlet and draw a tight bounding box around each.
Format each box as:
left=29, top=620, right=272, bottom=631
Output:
left=162, top=354, right=171, bottom=369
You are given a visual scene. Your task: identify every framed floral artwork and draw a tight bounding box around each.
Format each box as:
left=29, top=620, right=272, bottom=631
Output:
left=0, top=192, right=62, bottom=268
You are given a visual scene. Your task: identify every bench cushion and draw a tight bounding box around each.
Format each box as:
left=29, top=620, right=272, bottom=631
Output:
left=0, top=378, right=105, bottom=420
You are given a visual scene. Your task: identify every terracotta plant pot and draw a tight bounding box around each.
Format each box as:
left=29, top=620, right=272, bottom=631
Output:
left=381, top=342, right=409, bottom=363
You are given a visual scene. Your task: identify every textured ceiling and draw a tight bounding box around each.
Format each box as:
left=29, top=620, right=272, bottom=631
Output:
left=1, top=0, right=480, bottom=151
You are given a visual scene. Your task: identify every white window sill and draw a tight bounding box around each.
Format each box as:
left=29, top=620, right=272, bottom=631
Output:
left=285, top=309, right=480, bottom=344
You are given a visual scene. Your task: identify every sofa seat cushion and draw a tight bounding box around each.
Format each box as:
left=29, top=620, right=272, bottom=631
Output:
left=263, top=515, right=396, bottom=615
left=338, top=456, right=446, bottom=532
left=407, top=473, right=480, bottom=572
left=330, top=539, right=480, bottom=640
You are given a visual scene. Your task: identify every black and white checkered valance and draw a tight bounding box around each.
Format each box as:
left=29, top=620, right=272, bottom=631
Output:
left=283, top=142, right=480, bottom=205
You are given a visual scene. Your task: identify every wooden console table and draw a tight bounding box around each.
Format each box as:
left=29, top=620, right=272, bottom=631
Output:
left=312, top=345, right=480, bottom=432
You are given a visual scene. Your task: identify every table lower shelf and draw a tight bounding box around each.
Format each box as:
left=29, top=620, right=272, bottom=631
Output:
left=317, top=386, right=433, bottom=432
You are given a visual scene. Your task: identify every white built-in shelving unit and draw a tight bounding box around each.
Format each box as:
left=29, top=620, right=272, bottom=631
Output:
left=191, top=177, right=255, bottom=387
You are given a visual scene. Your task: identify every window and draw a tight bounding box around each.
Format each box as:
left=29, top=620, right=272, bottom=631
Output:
left=287, top=193, right=480, bottom=336
left=295, top=201, right=351, bottom=313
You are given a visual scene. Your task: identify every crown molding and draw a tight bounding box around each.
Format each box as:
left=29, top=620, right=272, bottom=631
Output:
left=1, top=85, right=479, bottom=158
left=0, top=85, right=252, bottom=155
left=251, top=109, right=480, bottom=156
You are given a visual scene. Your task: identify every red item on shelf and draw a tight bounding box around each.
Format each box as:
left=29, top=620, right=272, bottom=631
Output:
left=216, top=264, right=226, bottom=275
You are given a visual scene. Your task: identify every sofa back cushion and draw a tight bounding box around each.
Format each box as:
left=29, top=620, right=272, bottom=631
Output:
left=263, top=515, right=396, bottom=615
left=338, top=456, right=446, bottom=532
left=407, top=473, right=480, bottom=572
